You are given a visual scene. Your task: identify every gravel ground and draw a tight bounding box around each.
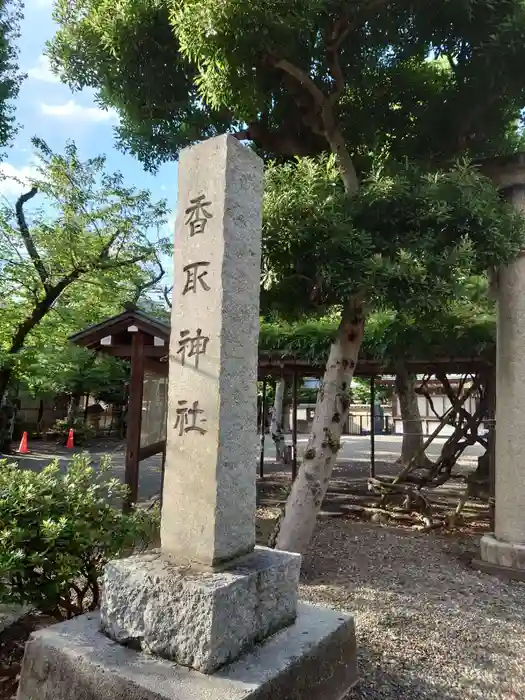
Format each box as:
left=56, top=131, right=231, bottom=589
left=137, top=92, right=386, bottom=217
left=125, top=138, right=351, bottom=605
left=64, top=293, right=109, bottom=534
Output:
left=300, top=520, right=524, bottom=700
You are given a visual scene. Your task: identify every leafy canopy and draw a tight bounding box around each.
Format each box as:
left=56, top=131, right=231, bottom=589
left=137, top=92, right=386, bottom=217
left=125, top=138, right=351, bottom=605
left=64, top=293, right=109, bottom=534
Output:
left=259, top=304, right=496, bottom=369
left=261, top=155, right=524, bottom=317
left=0, top=137, right=169, bottom=381
left=49, top=0, right=525, bottom=168
left=19, top=345, right=129, bottom=403
left=0, top=0, right=23, bottom=151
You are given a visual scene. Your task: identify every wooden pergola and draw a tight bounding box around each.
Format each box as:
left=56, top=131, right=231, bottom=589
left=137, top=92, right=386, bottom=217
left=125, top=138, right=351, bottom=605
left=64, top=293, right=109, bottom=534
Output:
left=71, top=307, right=493, bottom=506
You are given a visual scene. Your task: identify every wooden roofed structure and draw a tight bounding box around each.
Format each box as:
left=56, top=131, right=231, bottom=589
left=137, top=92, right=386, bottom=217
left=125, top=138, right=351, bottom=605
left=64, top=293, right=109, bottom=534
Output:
left=70, top=306, right=170, bottom=509
left=71, top=307, right=493, bottom=506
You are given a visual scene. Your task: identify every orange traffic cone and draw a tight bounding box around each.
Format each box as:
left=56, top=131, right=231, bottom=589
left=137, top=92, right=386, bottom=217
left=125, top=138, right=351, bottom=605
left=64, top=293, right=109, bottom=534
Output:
left=66, top=428, right=74, bottom=449
left=18, top=431, right=29, bottom=454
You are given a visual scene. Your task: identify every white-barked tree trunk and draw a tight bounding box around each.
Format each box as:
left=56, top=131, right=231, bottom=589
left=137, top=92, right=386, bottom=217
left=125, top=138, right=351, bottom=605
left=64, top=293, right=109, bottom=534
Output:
left=275, top=297, right=365, bottom=553
left=395, top=367, right=432, bottom=469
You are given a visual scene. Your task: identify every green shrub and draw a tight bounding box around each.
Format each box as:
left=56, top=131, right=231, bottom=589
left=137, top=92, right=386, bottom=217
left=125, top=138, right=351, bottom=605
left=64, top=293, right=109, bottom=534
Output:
left=0, top=454, right=159, bottom=619
left=48, top=417, right=95, bottom=445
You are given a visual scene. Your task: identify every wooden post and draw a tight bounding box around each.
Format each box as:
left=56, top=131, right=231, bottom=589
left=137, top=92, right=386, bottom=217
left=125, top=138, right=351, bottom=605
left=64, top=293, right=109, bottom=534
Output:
left=124, top=330, right=145, bottom=511
left=370, top=376, right=376, bottom=479
left=292, top=368, right=298, bottom=481
left=259, top=377, right=267, bottom=478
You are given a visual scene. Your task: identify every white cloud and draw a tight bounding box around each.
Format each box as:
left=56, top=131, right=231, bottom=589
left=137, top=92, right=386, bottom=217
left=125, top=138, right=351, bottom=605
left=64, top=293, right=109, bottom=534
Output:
left=28, top=55, right=60, bottom=84
left=40, top=100, right=118, bottom=123
left=0, top=163, right=39, bottom=196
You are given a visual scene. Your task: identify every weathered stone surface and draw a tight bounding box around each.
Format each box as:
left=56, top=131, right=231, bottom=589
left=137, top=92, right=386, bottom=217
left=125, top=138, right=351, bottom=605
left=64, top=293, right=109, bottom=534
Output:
left=18, top=604, right=358, bottom=700
left=479, top=533, right=525, bottom=572
left=162, top=134, right=263, bottom=568
left=100, top=546, right=301, bottom=674
left=493, top=246, right=525, bottom=545
left=476, top=164, right=525, bottom=570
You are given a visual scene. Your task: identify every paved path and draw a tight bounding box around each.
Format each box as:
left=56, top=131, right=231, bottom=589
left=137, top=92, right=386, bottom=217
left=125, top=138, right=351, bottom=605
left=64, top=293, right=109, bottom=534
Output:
left=2, top=434, right=483, bottom=505
left=1, top=439, right=164, bottom=504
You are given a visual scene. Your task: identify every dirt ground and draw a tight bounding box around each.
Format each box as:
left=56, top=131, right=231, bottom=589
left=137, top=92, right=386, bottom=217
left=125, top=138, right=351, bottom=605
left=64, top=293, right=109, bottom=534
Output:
left=303, top=520, right=525, bottom=700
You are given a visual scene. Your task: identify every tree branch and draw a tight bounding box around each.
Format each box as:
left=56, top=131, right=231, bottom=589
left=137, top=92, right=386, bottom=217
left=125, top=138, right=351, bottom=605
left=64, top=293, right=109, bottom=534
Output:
left=326, top=45, right=346, bottom=104
left=96, top=253, right=150, bottom=271
left=131, top=252, right=165, bottom=304
left=271, top=57, right=327, bottom=108
left=330, top=0, right=395, bottom=51
left=326, top=0, right=395, bottom=103
left=15, top=187, right=49, bottom=289
left=0, top=224, right=29, bottom=266
left=268, top=56, right=359, bottom=192
left=7, top=267, right=86, bottom=356
left=163, top=285, right=173, bottom=309
left=445, top=53, right=457, bottom=73
left=234, top=120, right=326, bottom=157
left=99, top=228, right=123, bottom=259
left=7, top=246, right=151, bottom=358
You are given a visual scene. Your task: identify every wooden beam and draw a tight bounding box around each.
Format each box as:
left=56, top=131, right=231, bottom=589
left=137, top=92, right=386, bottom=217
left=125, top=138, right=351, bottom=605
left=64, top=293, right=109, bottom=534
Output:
left=124, top=331, right=145, bottom=510
left=138, top=439, right=166, bottom=462
left=102, top=345, right=167, bottom=358
left=144, top=358, right=169, bottom=376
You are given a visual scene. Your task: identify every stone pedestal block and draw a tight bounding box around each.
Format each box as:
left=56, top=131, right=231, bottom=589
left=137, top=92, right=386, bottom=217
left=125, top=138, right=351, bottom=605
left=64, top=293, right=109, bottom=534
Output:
left=17, top=604, right=358, bottom=700
left=100, top=547, right=301, bottom=674
left=472, top=533, right=525, bottom=582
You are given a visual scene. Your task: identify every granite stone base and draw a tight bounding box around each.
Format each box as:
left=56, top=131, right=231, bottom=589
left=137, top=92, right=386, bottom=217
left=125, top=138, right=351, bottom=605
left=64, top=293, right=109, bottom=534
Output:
left=17, top=604, right=358, bottom=700
left=473, top=533, right=525, bottom=581
left=100, top=546, right=301, bottom=674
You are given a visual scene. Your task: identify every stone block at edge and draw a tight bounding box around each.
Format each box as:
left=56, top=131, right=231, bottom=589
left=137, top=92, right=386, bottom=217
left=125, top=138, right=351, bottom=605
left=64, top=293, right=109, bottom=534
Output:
left=480, top=532, right=525, bottom=570
left=100, top=546, right=301, bottom=674
left=17, top=603, right=358, bottom=700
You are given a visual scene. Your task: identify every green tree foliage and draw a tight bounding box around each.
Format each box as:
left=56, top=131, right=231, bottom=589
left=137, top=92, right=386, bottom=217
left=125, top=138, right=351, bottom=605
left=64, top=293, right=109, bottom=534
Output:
left=49, top=0, right=235, bottom=170
left=20, top=345, right=129, bottom=404
left=49, top=0, right=525, bottom=170
left=259, top=305, right=496, bottom=370
left=261, top=155, right=523, bottom=318
left=0, top=454, right=158, bottom=618
left=0, top=0, right=23, bottom=151
left=260, top=269, right=497, bottom=368
left=0, top=137, right=169, bottom=402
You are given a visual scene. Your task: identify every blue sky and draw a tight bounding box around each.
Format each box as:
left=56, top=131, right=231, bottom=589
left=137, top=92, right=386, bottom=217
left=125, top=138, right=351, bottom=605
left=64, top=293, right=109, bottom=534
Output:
left=2, top=0, right=179, bottom=227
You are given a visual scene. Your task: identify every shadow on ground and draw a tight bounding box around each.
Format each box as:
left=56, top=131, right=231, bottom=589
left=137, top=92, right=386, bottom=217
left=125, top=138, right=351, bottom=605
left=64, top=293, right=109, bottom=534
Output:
left=301, top=521, right=524, bottom=700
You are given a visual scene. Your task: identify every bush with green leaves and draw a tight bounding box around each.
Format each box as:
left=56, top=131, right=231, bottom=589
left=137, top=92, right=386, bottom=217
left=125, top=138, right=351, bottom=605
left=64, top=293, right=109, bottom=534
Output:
left=48, top=417, right=96, bottom=445
left=0, top=454, right=159, bottom=619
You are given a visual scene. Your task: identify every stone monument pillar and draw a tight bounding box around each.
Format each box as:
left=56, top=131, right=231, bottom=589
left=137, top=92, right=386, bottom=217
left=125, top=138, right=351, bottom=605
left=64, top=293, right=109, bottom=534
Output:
left=475, top=153, right=525, bottom=580
left=17, top=135, right=357, bottom=700
left=161, top=133, right=260, bottom=568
